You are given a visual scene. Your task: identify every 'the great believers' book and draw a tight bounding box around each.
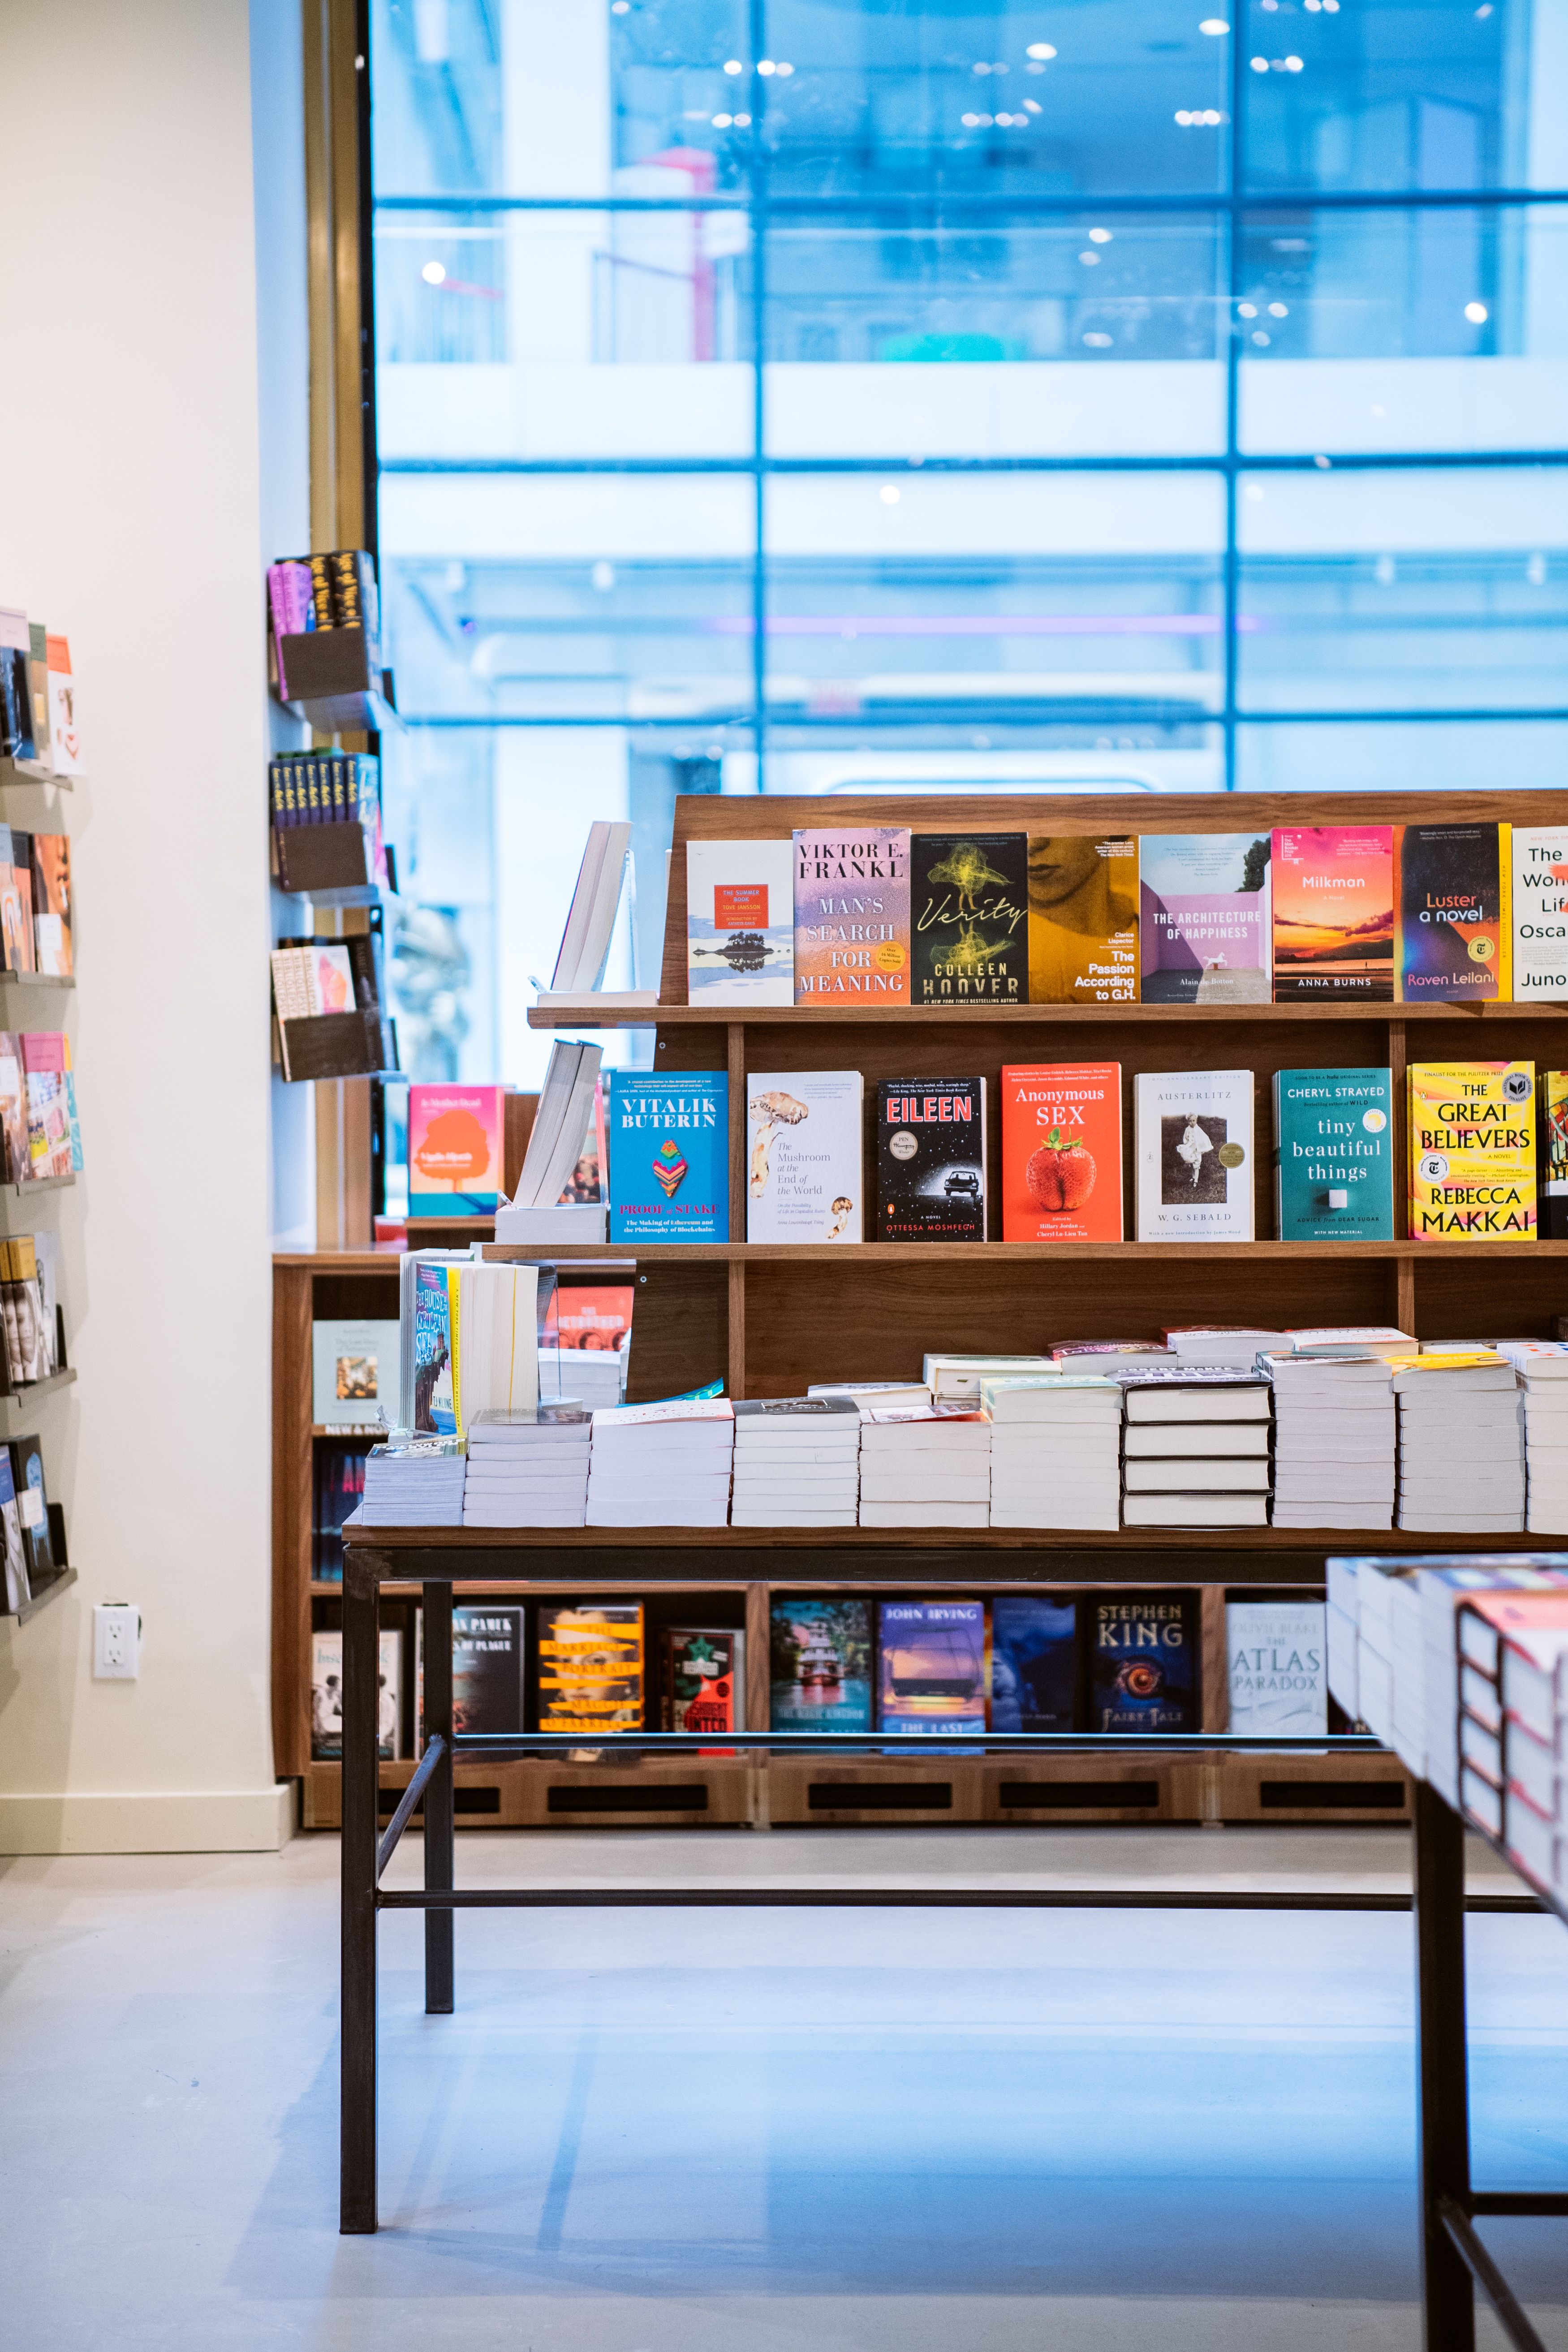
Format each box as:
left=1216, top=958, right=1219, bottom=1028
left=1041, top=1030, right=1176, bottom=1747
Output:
left=910, top=833, right=1028, bottom=1007
left=1090, top=1594, right=1198, bottom=1733
left=874, top=1075, right=986, bottom=1241
left=1272, top=1068, right=1395, bottom=1241
left=1134, top=1068, right=1254, bottom=1241
left=1026, top=834, right=1137, bottom=1004
left=1512, top=827, right=1568, bottom=1004
left=999, top=1062, right=1122, bottom=1243
left=607, top=1071, right=728, bottom=1242
left=1397, top=823, right=1511, bottom=1004
left=1409, top=1060, right=1536, bottom=1241
left=746, top=1069, right=864, bottom=1243
left=793, top=829, right=910, bottom=1004
left=1270, top=825, right=1394, bottom=1002
left=1138, top=833, right=1271, bottom=1004
left=686, top=840, right=793, bottom=1004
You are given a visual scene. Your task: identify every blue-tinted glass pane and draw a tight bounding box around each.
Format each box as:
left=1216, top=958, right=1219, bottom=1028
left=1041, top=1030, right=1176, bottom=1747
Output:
left=370, top=0, right=502, bottom=194
left=1239, top=717, right=1568, bottom=791
left=762, top=720, right=1224, bottom=794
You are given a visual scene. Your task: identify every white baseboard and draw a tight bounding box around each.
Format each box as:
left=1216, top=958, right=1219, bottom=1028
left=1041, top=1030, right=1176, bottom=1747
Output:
left=0, top=1783, right=294, bottom=1854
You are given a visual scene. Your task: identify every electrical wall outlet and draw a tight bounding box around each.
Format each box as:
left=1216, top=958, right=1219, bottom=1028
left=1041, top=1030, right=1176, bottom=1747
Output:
left=93, top=1603, right=141, bottom=1680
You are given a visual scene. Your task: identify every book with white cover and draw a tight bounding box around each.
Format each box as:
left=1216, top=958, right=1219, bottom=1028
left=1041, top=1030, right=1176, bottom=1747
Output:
left=808, top=1379, right=932, bottom=1408
left=1124, top=1494, right=1267, bottom=1527
left=923, top=1352, right=1055, bottom=1398
left=747, top=1071, right=864, bottom=1242
left=1123, top=1422, right=1268, bottom=1457
left=1162, top=1326, right=1293, bottom=1368
left=550, top=821, right=633, bottom=994
left=1285, top=1327, right=1416, bottom=1361
left=687, top=840, right=794, bottom=1004
left=1512, top=827, right=1568, bottom=1003
left=1134, top=1069, right=1254, bottom=1241
left=1120, top=1370, right=1271, bottom=1421
left=313, top=1318, right=400, bottom=1428
left=1226, top=1600, right=1328, bottom=1735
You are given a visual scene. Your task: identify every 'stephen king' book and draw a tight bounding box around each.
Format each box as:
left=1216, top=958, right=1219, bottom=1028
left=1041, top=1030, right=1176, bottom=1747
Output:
left=910, top=833, right=1028, bottom=1007
left=1026, top=834, right=1137, bottom=1004
left=793, top=830, right=910, bottom=1003
left=1135, top=1068, right=1254, bottom=1241
left=1409, top=1060, right=1536, bottom=1241
left=1272, top=1068, right=1395, bottom=1241
left=875, top=1076, right=986, bottom=1240
left=1090, top=1595, right=1198, bottom=1734
left=686, top=840, right=793, bottom=1004
left=607, top=1071, right=728, bottom=1242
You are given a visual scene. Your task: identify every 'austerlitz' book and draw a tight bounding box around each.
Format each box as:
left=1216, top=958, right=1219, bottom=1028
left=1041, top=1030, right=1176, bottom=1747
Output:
left=793, top=829, right=910, bottom=1004
left=1134, top=1068, right=1254, bottom=1242
left=686, top=840, right=793, bottom=1004
left=746, top=1069, right=864, bottom=1243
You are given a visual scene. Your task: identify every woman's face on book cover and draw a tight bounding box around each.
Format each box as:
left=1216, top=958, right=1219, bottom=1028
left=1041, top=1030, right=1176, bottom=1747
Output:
left=1028, top=837, right=1102, bottom=908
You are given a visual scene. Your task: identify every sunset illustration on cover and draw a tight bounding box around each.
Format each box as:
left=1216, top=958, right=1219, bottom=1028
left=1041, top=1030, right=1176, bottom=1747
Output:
left=1271, top=825, right=1395, bottom=1000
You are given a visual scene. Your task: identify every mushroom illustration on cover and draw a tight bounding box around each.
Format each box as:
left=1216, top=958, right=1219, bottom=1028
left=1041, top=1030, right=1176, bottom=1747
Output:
left=745, top=1071, right=864, bottom=1244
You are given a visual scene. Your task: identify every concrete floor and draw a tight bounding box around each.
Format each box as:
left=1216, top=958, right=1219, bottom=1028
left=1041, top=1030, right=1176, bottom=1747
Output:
left=5, top=1825, right=1568, bottom=2350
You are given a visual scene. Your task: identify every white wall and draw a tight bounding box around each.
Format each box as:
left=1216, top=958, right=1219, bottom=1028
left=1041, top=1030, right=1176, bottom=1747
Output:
left=0, top=0, right=290, bottom=1851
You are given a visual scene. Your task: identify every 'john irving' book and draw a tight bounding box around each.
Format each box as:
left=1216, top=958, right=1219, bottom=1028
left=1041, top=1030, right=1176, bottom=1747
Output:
left=910, top=833, right=1028, bottom=1007
left=1090, top=1594, right=1198, bottom=1733
left=875, top=1075, right=987, bottom=1240
left=793, top=829, right=910, bottom=1004
left=1272, top=1067, right=1395, bottom=1241
left=607, top=1071, right=728, bottom=1242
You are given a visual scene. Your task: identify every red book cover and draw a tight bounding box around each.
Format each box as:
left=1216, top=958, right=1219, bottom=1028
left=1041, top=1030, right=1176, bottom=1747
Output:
left=1000, top=1063, right=1122, bottom=1242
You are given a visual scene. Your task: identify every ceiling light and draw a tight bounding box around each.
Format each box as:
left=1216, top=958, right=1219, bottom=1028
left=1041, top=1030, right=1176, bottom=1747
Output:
left=611, top=1, right=629, bottom=13
left=880, top=485, right=901, bottom=504
left=1176, top=108, right=1192, bottom=123
left=776, top=60, right=793, bottom=74
left=421, top=260, right=446, bottom=284
left=1026, top=43, right=1056, bottom=59
left=723, top=57, right=742, bottom=73
left=1314, top=454, right=1331, bottom=469
left=1198, top=16, right=1229, bottom=29
left=1245, top=482, right=1264, bottom=500
left=1079, top=250, right=1101, bottom=265
left=1268, top=301, right=1288, bottom=316
left=1285, top=54, right=1303, bottom=69
left=1023, top=98, right=1042, bottom=112
left=1465, top=300, right=1489, bottom=323
left=712, top=112, right=732, bottom=127
left=1083, top=332, right=1112, bottom=347
left=733, top=111, right=751, bottom=125
left=1250, top=55, right=1268, bottom=70
left=1088, top=226, right=1112, bottom=242
left=961, top=111, right=979, bottom=125
left=757, top=57, right=775, bottom=75
left=1238, top=300, right=1257, bottom=317
left=973, top=59, right=991, bottom=73
left=1252, top=330, right=1271, bottom=345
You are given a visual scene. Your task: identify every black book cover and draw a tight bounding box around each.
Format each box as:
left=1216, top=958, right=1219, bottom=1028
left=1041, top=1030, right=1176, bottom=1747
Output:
left=313, top=1444, right=368, bottom=1581
left=1088, top=1592, right=1199, bottom=1733
left=0, top=644, right=36, bottom=762
left=874, top=1076, right=987, bottom=1240
left=911, top=833, right=1029, bottom=1007
left=453, top=1603, right=526, bottom=1735
left=7, top=1434, right=52, bottom=1583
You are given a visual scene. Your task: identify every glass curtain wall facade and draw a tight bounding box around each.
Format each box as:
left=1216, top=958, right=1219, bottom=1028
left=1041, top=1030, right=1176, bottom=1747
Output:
left=369, top=0, right=1568, bottom=1082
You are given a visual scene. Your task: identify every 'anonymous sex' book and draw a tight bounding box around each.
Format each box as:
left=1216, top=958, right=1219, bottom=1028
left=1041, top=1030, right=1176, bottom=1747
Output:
left=999, top=1062, right=1122, bottom=1243
left=793, top=829, right=910, bottom=1004
left=910, top=833, right=1028, bottom=1008
left=607, top=1071, right=728, bottom=1242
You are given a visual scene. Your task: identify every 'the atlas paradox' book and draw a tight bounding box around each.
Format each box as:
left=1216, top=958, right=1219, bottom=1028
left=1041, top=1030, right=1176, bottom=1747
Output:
left=910, top=833, right=1028, bottom=1007
left=999, top=1062, right=1122, bottom=1243
left=1138, top=833, right=1271, bottom=1004
left=1026, top=833, right=1137, bottom=1004
left=770, top=1598, right=873, bottom=1732
left=877, top=1598, right=987, bottom=1735
left=1397, top=823, right=1510, bottom=1004
left=1226, top=1599, right=1327, bottom=1736
left=874, top=1075, right=986, bottom=1240
left=686, top=840, right=793, bottom=1004
left=747, top=1069, right=864, bottom=1242
left=990, top=1596, right=1077, bottom=1732
left=1090, top=1594, right=1198, bottom=1733
left=1272, top=1068, right=1395, bottom=1241
left=1409, top=1061, right=1536, bottom=1241
left=1270, top=825, right=1394, bottom=1001
left=793, top=829, right=911, bottom=1004
left=1134, top=1068, right=1254, bottom=1241
left=607, top=1071, right=728, bottom=1242
left=1512, top=827, right=1568, bottom=1003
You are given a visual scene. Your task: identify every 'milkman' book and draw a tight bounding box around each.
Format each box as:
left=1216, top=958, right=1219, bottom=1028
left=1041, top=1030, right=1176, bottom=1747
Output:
left=910, top=833, right=1028, bottom=1007
left=874, top=1075, right=987, bottom=1241
left=1270, top=825, right=1395, bottom=1002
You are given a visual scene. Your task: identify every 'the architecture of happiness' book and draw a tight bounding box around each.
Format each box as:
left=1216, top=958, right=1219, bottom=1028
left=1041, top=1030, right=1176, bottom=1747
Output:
left=1270, top=825, right=1394, bottom=1001
left=877, top=1598, right=988, bottom=1735
left=1089, top=1594, right=1198, bottom=1734
left=1272, top=1068, right=1395, bottom=1241
left=910, top=833, right=1028, bottom=1007
left=408, top=1083, right=506, bottom=1215
left=770, top=1598, right=873, bottom=1732
left=874, top=1075, right=987, bottom=1240
left=1026, top=833, right=1137, bottom=1004
left=685, top=840, right=793, bottom=1004
left=746, top=1068, right=864, bottom=1243
left=1408, top=1060, right=1536, bottom=1241
left=793, top=829, right=910, bottom=1004
left=1511, top=827, right=1568, bottom=1003
left=1137, top=833, right=1271, bottom=1004
left=1134, top=1068, right=1255, bottom=1241
left=1396, top=823, right=1511, bottom=1004
left=999, top=1062, right=1122, bottom=1243
left=607, top=1071, right=728, bottom=1242
left=990, top=1596, right=1077, bottom=1732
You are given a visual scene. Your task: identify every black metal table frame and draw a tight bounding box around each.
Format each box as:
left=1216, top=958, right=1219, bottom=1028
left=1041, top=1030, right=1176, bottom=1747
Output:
left=340, top=1552, right=1564, bottom=2352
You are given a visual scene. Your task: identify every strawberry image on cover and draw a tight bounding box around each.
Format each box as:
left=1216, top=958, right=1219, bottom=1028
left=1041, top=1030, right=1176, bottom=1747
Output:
left=1000, top=1062, right=1122, bottom=1242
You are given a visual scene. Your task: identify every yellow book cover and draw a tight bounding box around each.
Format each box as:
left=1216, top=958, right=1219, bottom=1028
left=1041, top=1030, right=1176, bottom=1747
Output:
left=1387, top=1351, right=1508, bottom=1374
left=536, top=1602, right=645, bottom=1730
left=1408, top=1061, right=1536, bottom=1242
left=1027, top=834, right=1138, bottom=1004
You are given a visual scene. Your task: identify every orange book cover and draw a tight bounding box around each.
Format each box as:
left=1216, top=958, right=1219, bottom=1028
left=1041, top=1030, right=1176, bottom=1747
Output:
left=1000, top=1063, right=1122, bottom=1242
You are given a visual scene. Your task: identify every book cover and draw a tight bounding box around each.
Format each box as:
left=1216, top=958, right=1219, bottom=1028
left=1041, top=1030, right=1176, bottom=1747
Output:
left=661, top=1626, right=744, bottom=1734
left=999, top=1062, right=1122, bottom=1243
left=555, top=1076, right=606, bottom=1205
left=312, top=1443, right=367, bottom=1581
left=26, top=624, right=52, bottom=772
left=607, top=1071, right=728, bottom=1243
left=1542, top=1071, right=1568, bottom=1242
left=1134, top=1068, right=1255, bottom=1241
left=408, top=1083, right=505, bottom=1215
left=1397, top=823, right=1510, bottom=1003
left=1409, top=1061, right=1536, bottom=1241
left=910, top=833, right=1028, bottom=1008
left=0, top=828, right=26, bottom=977
left=1226, top=1600, right=1327, bottom=1736
left=0, top=1033, right=26, bottom=1186
left=536, top=1602, right=644, bottom=1732
left=747, top=1069, right=864, bottom=1243
left=874, top=1075, right=986, bottom=1241
left=1026, top=834, right=1137, bottom=1004
left=686, top=840, right=794, bottom=1004
left=0, top=1448, right=23, bottom=1613
left=9, top=831, right=34, bottom=974
left=0, top=610, right=35, bottom=763
left=770, top=1598, right=873, bottom=1732
left=1138, top=834, right=1271, bottom=1004
left=1090, top=1594, right=1198, bottom=1733
left=312, top=1318, right=401, bottom=1428
left=8, top=1434, right=52, bottom=1588
left=1271, top=1068, right=1395, bottom=1241
left=1512, top=827, right=1568, bottom=1003
left=1270, top=825, right=1395, bottom=1001
left=793, top=829, right=911, bottom=1004
left=44, top=637, right=83, bottom=776
left=311, top=1628, right=403, bottom=1759
left=990, top=1597, right=1077, bottom=1732
left=452, top=1604, right=525, bottom=1737
left=877, top=1598, right=988, bottom=1735
left=21, top=1033, right=70, bottom=1178
left=412, top=1261, right=455, bottom=1434
left=30, top=836, right=71, bottom=978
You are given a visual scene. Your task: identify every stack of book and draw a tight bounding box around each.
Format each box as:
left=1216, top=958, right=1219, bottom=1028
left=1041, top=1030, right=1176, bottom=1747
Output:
left=1163, top=1325, right=1293, bottom=1369
left=1395, top=1353, right=1525, bottom=1534
left=808, top=1378, right=931, bottom=1410
left=1495, top=1342, right=1568, bottom=1535
left=857, top=1404, right=992, bottom=1528
left=982, top=1375, right=1123, bottom=1531
left=541, top=821, right=643, bottom=1004
left=1117, top=1368, right=1272, bottom=1529
left=462, top=1405, right=591, bottom=1529
left=1456, top=1590, right=1568, bottom=1887
left=584, top=1399, right=734, bottom=1528
left=360, top=1437, right=466, bottom=1526
left=1264, top=1350, right=1396, bottom=1530
left=495, top=1039, right=605, bottom=1240
left=924, top=1352, right=1052, bottom=1403
left=730, top=1397, right=860, bottom=1528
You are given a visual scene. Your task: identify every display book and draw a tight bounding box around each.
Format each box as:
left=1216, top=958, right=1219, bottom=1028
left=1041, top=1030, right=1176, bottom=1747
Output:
left=266, top=548, right=382, bottom=702
left=269, top=919, right=396, bottom=1085
left=0, top=605, right=85, bottom=777
left=493, top=1039, right=608, bottom=1243
left=0, top=1430, right=61, bottom=1615
left=0, top=1032, right=80, bottom=1185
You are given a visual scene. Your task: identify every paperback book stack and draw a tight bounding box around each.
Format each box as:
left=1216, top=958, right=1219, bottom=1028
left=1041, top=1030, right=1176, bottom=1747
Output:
left=982, top=1376, right=1123, bottom=1531
left=1456, top=1589, right=1568, bottom=1882
left=585, top=1399, right=735, bottom=1528
left=360, top=1437, right=466, bottom=1527
left=462, top=1405, right=591, bottom=1529
left=731, top=1397, right=860, bottom=1528
left=1495, top=1343, right=1568, bottom=1535
left=1395, top=1353, right=1524, bottom=1534
left=1117, top=1368, right=1272, bottom=1529
left=857, top=1404, right=992, bottom=1529
left=1264, top=1350, right=1396, bottom=1530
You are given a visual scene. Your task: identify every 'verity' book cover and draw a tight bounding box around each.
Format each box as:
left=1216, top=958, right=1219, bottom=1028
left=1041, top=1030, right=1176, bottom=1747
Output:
left=607, top=1071, right=728, bottom=1242
left=999, top=1062, right=1122, bottom=1243
left=1270, top=825, right=1394, bottom=1001
left=1026, top=834, right=1137, bottom=1004
left=1396, top=823, right=1510, bottom=1004
left=910, top=833, right=1028, bottom=1007
left=793, top=829, right=911, bottom=1004
left=874, top=1075, right=986, bottom=1241
left=990, top=1596, right=1077, bottom=1732
left=686, top=840, right=794, bottom=1004
left=1090, top=1594, right=1198, bottom=1733
left=877, top=1598, right=988, bottom=1735
left=1138, top=833, right=1271, bottom=1004
left=1272, top=1068, right=1395, bottom=1241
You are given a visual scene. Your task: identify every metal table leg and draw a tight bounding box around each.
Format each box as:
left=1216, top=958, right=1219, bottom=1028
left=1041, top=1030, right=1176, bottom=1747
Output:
left=422, top=1579, right=454, bottom=2014
left=1414, top=1780, right=1475, bottom=2352
left=340, top=1551, right=380, bottom=2233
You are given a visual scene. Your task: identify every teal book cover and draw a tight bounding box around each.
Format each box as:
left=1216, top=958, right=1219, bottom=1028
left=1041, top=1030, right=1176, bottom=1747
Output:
left=607, top=1071, right=728, bottom=1242
left=1272, top=1067, right=1395, bottom=1240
